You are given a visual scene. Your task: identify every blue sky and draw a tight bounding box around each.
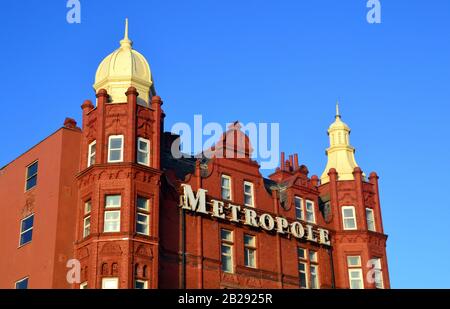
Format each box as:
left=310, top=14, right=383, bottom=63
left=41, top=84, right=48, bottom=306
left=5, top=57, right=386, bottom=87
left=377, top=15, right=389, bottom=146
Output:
left=1, top=1, right=449, bottom=288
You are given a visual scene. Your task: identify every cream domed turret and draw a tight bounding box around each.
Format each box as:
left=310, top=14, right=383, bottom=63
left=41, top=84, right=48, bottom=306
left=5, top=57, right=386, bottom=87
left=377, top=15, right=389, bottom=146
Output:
left=320, top=102, right=361, bottom=184
left=94, top=19, right=154, bottom=106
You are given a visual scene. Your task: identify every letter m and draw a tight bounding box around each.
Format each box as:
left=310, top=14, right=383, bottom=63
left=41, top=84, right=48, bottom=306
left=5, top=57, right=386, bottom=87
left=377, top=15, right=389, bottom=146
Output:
left=180, top=184, right=208, bottom=214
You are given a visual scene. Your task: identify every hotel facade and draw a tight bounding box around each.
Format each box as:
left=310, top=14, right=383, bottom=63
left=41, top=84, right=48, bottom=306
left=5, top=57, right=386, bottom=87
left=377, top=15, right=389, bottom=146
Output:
left=0, top=21, right=390, bottom=289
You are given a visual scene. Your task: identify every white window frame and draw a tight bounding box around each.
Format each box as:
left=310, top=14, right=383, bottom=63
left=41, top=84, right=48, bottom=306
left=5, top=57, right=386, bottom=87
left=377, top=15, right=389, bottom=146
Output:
left=221, top=229, right=234, bottom=273
left=348, top=269, right=364, bottom=289
left=137, top=196, right=149, bottom=211
left=298, top=261, right=308, bottom=289
left=105, top=195, right=121, bottom=209
left=87, top=140, right=96, bottom=167
left=84, top=200, right=92, bottom=214
left=101, top=277, right=119, bottom=289
left=83, top=216, right=91, bottom=238
left=108, top=135, right=124, bottom=163
left=243, top=181, right=255, bottom=207
left=294, top=197, right=304, bottom=221
left=136, top=213, right=150, bottom=236
left=310, top=264, right=319, bottom=289
left=134, top=279, right=148, bottom=289
left=244, top=234, right=257, bottom=268
left=19, top=214, right=34, bottom=246
left=342, top=206, right=357, bottom=230
left=80, top=282, right=88, bottom=289
left=373, top=257, right=384, bottom=289
left=137, top=137, right=150, bottom=166
left=347, top=255, right=364, bottom=289
left=221, top=175, right=232, bottom=201
left=104, top=210, right=121, bottom=233
left=305, top=200, right=316, bottom=223
left=366, top=208, right=376, bottom=232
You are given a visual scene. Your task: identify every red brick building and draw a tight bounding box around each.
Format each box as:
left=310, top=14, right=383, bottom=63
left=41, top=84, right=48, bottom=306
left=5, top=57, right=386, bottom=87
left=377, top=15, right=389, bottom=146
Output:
left=0, top=21, right=389, bottom=289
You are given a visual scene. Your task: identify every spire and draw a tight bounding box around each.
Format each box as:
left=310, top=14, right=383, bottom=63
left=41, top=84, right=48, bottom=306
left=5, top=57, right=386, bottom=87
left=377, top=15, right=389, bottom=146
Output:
left=336, top=100, right=341, bottom=119
left=120, top=18, right=133, bottom=49
left=320, top=102, right=361, bottom=184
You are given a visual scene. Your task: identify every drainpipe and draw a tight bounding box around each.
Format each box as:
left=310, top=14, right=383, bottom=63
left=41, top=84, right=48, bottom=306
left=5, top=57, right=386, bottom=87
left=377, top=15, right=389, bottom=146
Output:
left=328, top=247, right=336, bottom=289
left=180, top=205, right=186, bottom=289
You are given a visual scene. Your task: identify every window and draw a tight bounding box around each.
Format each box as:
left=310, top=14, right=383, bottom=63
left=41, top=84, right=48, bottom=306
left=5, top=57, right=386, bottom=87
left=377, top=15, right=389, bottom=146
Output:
left=135, top=280, right=148, bottom=289
left=244, top=234, right=256, bottom=268
left=221, top=175, right=232, bottom=201
left=342, top=206, right=357, bottom=230
left=15, top=277, right=29, bottom=289
left=137, top=138, right=150, bottom=166
left=305, top=200, right=315, bottom=223
left=366, top=208, right=376, bottom=232
left=137, top=196, right=149, bottom=211
left=310, top=264, right=319, bottom=289
left=294, top=197, right=304, bottom=221
left=101, top=278, right=119, bottom=289
left=221, top=229, right=234, bottom=273
left=87, top=141, right=96, bottom=167
left=105, top=195, right=121, bottom=208
left=347, top=256, right=364, bottom=289
left=83, top=200, right=91, bottom=238
left=298, top=247, right=320, bottom=289
left=80, top=282, right=88, bottom=289
left=104, top=211, right=120, bottom=233
left=84, top=200, right=92, bottom=214
left=136, top=196, right=150, bottom=236
left=136, top=213, right=149, bottom=236
left=108, top=135, right=124, bottom=163
left=244, top=181, right=254, bottom=207
left=83, top=216, right=91, bottom=238
left=25, top=161, right=38, bottom=191
left=373, top=258, right=384, bottom=289
left=298, top=261, right=308, bottom=289
left=19, top=214, right=34, bottom=246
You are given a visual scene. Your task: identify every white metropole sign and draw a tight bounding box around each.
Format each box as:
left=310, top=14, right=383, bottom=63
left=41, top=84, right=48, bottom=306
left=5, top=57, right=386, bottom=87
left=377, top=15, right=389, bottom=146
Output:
left=179, top=184, right=331, bottom=246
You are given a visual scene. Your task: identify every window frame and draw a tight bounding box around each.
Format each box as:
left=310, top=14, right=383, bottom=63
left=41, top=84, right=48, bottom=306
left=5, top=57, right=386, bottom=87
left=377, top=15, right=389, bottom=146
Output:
left=243, top=181, right=255, bottom=208
left=15, top=277, right=29, bottom=289
left=348, top=269, right=364, bottom=289
left=25, top=161, right=38, bottom=192
left=107, top=135, right=124, bottom=163
left=244, top=234, right=257, bottom=268
left=342, top=206, right=357, bottom=230
left=19, top=214, right=34, bottom=247
left=105, top=195, right=121, bottom=209
left=101, top=277, right=119, bottom=289
left=137, top=137, right=150, bottom=166
left=136, top=213, right=150, bottom=236
left=87, top=140, right=96, bottom=167
left=103, top=210, right=121, bottom=233
left=220, top=229, right=234, bottom=273
left=305, top=200, right=316, bottom=223
left=366, top=208, right=376, bottom=232
left=221, top=175, right=232, bottom=201
left=373, top=257, right=384, bottom=289
left=347, top=255, right=364, bottom=289
left=134, top=279, right=148, bottom=289
left=294, top=196, right=304, bottom=221
left=79, top=282, right=88, bottom=289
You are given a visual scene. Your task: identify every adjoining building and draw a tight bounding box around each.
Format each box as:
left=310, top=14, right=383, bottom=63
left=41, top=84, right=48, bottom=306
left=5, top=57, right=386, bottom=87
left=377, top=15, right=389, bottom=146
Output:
left=0, top=20, right=389, bottom=289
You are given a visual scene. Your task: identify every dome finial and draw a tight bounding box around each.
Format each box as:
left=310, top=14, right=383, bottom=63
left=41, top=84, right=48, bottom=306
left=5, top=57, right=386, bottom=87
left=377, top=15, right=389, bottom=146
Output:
left=336, top=100, right=341, bottom=119
left=120, top=18, right=132, bottom=49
